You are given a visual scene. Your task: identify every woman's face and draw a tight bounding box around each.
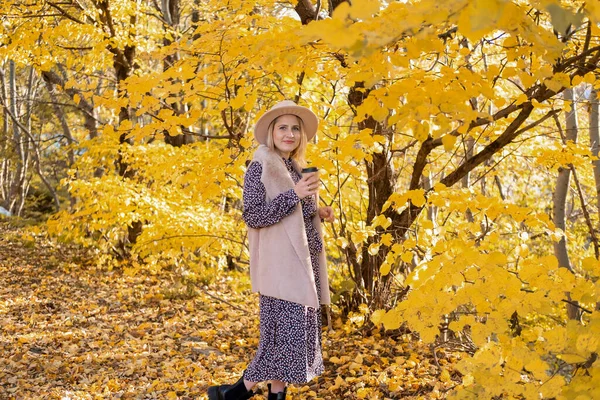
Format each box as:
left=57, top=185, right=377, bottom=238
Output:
left=272, top=114, right=302, bottom=158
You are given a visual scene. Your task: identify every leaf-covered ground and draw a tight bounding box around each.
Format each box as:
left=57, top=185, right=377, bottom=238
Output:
left=0, top=224, right=462, bottom=399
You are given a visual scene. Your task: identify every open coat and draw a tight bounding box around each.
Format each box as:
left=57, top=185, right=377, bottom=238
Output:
left=246, top=145, right=330, bottom=309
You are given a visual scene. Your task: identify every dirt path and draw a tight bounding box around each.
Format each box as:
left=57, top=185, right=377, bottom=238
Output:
left=0, top=224, right=458, bottom=399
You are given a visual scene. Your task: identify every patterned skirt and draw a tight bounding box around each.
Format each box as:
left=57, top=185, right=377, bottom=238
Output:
left=244, top=252, right=323, bottom=384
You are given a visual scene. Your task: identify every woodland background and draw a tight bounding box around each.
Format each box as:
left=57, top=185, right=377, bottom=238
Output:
left=2, top=0, right=600, bottom=398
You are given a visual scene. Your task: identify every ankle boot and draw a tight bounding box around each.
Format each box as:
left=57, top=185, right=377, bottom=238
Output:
left=267, top=383, right=287, bottom=400
left=207, top=376, right=254, bottom=400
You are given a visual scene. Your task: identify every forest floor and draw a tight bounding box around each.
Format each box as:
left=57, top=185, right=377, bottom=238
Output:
left=0, top=222, right=463, bottom=400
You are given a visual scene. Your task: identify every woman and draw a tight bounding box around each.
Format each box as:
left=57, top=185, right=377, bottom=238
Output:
left=208, top=100, right=334, bottom=400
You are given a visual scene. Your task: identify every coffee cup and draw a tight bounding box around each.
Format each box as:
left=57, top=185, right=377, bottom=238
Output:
left=301, top=166, right=318, bottom=176
left=301, top=167, right=319, bottom=202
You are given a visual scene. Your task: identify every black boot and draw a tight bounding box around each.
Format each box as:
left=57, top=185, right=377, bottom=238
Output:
left=207, top=376, right=254, bottom=400
left=267, top=383, right=287, bottom=400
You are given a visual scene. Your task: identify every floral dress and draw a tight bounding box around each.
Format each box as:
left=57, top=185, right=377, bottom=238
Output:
left=242, top=158, right=324, bottom=384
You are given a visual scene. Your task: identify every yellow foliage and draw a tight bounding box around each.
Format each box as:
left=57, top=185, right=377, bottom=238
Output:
left=4, top=0, right=599, bottom=397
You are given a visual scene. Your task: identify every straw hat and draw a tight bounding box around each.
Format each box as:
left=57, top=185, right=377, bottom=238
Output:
left=254, top=100, right=319, bottom=145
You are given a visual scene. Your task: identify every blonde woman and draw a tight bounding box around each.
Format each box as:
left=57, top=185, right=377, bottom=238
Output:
left=208, top=100, right=334, bottom=400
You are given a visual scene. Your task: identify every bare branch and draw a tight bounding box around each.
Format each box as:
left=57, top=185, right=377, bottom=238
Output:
left=47, top=1, right=85, bottom=24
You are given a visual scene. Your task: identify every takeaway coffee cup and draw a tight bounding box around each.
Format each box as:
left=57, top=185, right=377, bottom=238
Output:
left=301, top=166, right=318, bottom=176
left=301, top=167, right=319, bottom=202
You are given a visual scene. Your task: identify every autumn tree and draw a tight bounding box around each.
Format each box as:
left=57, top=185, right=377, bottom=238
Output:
left=3, top=0, right=600, bottom=397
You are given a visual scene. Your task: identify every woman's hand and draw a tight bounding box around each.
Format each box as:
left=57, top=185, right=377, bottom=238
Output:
left=294, top=172, right=320, bottom=199
left=318, top=206, right=335, bottom=222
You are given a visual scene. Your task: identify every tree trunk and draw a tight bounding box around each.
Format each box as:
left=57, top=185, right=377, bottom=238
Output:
left=116, top=47, right=143, bottom=249
left=43, top=78, right=75, bottom=167
left=42, top=70, right=99, bottom=140
left=161, top=0, right=194, bottom=147
left=590, top=89, right=600, bottom=223
left=94, top=0, right=141, bottom=250
left=1, top=66, right=59, bottom=213
left=8, top=60, right=24, bottom=214
left=5, top=60, right=30, bottom=216
left=423, top=173, right=437, bottom=223
left=588, top=88, right=600, bottom=312
left=553, top=88, right=581, bottom=320
left=42, top=68, right=102, bottom=180
left=553, top=88, right=576, bottom=273
left=461, top=39, right=476, bottom=223
left=0, top=63, right=10, bottom=207
left=346, top=83, right=398, bottom=309
left=462, top=135, right=475, bottom=223
left=494, top=175, right=506, bottom=200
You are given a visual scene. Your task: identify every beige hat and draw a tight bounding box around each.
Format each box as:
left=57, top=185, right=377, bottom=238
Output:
left=254, top=100, right=319, bottom=145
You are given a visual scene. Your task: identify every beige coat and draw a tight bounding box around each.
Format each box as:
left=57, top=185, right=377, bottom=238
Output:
left=247, top=145, right=330, bottom=309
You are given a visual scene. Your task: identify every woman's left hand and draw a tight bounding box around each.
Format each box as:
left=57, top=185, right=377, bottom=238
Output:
left=318, top=206, right=335, bottom=222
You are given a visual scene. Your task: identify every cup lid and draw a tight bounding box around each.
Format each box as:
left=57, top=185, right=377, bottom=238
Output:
left=301, top=167, right=318, bottom=173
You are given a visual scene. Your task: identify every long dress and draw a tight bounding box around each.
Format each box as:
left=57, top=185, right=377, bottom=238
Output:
left=241, top=157, right=324, bottom=384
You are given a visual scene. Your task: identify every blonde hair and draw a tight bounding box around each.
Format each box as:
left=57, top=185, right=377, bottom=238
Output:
left=266, top=115, right=307, bottom=168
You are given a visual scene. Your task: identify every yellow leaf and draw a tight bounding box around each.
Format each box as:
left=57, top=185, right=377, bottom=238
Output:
left=557, top=353, right=588, bottom=363
left=541, top=255, right=559, bottom=270
left=336, top=237, right=349, bottom=249
left=543, top=328, right=567, bottom=352
left=457, top=124, right=469, bottom=134
left=515, top=93, right=528, bottom=105
left=380, top=262, right=391, bottom=276
left=572, top=75, right=584, bottom=87
left=381, top=308, right=402, bottom=330
left=519, top=71, right=537, bottom=88
left=217, top=100, right=229, bottom=111
left=407, top=189, right=426, bottom=207
left=353, top=230, right=368, bottom=244
left=584, top=72, right=596, bottom=84
left=372, top=105, right=388, bottom=122
left=544, top=77, right=564, bottom=92
left=368, top=243, right=381, bottom=255
left=440, top=369, right=451, bottom=383
left=401, top=251, right=413, bottom=263
left=462, top=374, right=474, bottom=387
left=331, top=1, right=351, bottom=20
left=540, top=375, right=566, bottom=398
left=356, top=387, right=370, bottom=399
left=420, top=326, right=438, bottom=343
left=576, top=334, right=599, bottom=353
left=442, top=134, right=457, bottom=151
left=230, top=95, right=245, bottom=109
left=488, top=251, right=507, bottom=265
left=239, top=137, right=252, bottom=149
left=421, top=219, right=434, bottom=229
left=371, top=309, right=386, bottom=326
left=524, top=357, right=549, bottom=380
left=413, top=121, right=429, bottom=142
left=581, top=256, right=599, bottom=273
left=433, top=182, right=446, bottom=192
left=380, top=233, right=393, bottom=246
left=457, top=0, right=507, bottom=42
